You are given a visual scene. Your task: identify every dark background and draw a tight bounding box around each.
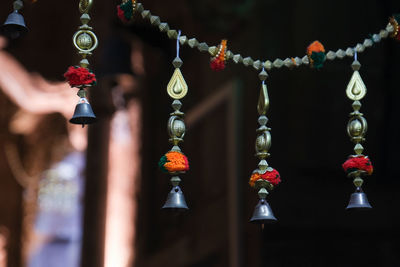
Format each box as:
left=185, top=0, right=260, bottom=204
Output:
left=1, top=0, right=400, bottom=266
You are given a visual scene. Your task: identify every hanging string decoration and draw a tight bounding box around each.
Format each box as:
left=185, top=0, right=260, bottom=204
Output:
left=249, top=69, right=279, bottom=225
left=160, top=31, right=190, bottom=210
left=210, top=39, right=228, bottom=71
left=123, top=1, right=396, bottom=73
left=65, top=0, right=98, bottom=127
left=343, top=54, right=373, bottom=210
left=120, top=2, right=400, bottom=217
left=117, top=0, right=137, bottom=23
left=307, top=41, right=326, bottom=69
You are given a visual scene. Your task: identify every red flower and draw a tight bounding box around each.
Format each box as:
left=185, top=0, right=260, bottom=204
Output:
left=64, top=66, right=97, bottom=87
left=249, top=169, right=281, bottom=188
left=342, top=156, right=373, bottom=175
left=117, top=6, right=128, bottom=23
left=210, top=59, right=225, bottom=71
left=210, top=39, right=227, bottom=71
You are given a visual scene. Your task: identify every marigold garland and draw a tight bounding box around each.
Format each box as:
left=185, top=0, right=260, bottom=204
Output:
left=64, top=66, right=97, bottom=88
left=249, top=169, right=281, bottom=188
left=307, top=41, right=326, bottom=69
left=210, top=39, right=228, bottom=71
left=158, top=151, right=189, bottom=173
left=342, top=155, right=373, bottom=175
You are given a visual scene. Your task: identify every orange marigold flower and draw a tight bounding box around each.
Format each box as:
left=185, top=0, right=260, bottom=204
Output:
left=159, top=151, right=189, bottom=173
left=249, top=169, right=281, bottom=188
left=307, top=40, right=325, bottom=55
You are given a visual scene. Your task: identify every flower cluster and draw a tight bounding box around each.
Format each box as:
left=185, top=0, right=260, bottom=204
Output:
left=389, top=15, right=400, bottom=41
left=307, top=41, right=326, bottom=69
left=210, top=39, right=228, bottom=71
left=158, top=151, right=189, bottom=173
left=249, top=169, right=281, bottom=188
left=342, top=155, right=373, bottom=175
left=64, top=66, right=97, bottom=88
left=117, top=0, right=136, bottom=23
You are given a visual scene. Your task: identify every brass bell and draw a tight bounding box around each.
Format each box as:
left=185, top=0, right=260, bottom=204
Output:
left=346, top=187, right=372, bottom=210
left=250, top=199, right=277, bottom=223
left=1, top=10, right=27, bottom=39
left=70, top=97, right=96, bottom=127
left=162, top=186, right=188, bottom=210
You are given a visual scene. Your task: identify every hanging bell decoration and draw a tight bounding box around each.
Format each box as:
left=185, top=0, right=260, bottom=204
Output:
left=159, top=31, right=190, bottom=211
left=342, top=55, right=373, bottom=210
left=1, top=0, right=28, bottom=39
left=70, top=89, right=97, bottom=126
left=346, top=187, right=372, bottom=209
left=250, top=180, right=277, bottom=223
left=64, top=0, right=99, bottom=127
left=248, top=69, right=281, bottom=225
left=162, top=176, right=188, bottom=210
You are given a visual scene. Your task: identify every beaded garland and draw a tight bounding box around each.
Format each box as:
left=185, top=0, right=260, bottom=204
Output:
left=117, top=1, right=397, bottom=72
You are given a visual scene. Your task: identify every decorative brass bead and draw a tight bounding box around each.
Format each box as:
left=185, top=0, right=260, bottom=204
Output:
left=79, top=0, right=93, bottom=14
left=255, top=132, right=271, bottom=157
left=169, top=117, right=185, bottom=138
left=347, top=116, right=367, bottom=142
left=348, top=119, right=363, bottom=137
left=76, top=32, right=93, bottom=49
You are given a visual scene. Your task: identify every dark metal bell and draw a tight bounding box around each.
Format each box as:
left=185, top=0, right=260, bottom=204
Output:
left=1, top=10, right=28, bottom=39
left=69, top=98, right=96, bottom=126
left=162, top=186, right=188, bottom=210
left=346, top=187, right=372, bottom=210
left=250, top=199, right=277, bottom=223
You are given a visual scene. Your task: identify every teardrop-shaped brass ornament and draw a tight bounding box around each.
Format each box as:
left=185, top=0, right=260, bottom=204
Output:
left=257, top=83, right=270, bottom=115
left=167, top=68, right=188, bottom=100
left=346, top=71, right=366, bottom=100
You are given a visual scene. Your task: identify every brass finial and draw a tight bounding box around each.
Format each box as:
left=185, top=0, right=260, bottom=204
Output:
left=79, top=0, right=93, bottom=14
